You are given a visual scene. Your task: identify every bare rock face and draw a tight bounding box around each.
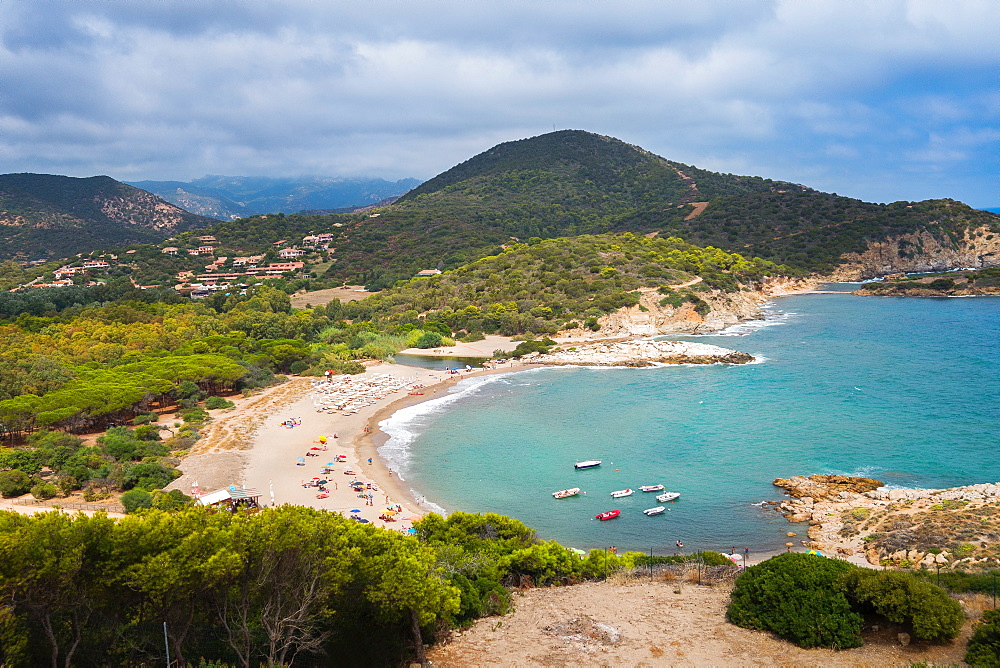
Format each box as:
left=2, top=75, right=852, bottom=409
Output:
left=773, top=474, right=884, bottom=501
left=826, top=226, right=1000, bottom=282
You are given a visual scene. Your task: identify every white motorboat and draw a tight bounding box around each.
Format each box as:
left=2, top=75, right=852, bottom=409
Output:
left=610, top=488, right=634, bottom=498
left=575, top=460, right=602, bottom=469
left=656, top=492, right=680, bottom=503
left=552, top=487, right=581, bottom=499
left=639, top=484, right=664, bottom=492
left=643, top=506, right=666, bottom=515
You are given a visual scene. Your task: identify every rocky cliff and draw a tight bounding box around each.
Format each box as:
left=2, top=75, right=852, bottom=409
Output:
left=825, top=225, right=1000, bottom=281
left=560, top=276, right=815, bottom=338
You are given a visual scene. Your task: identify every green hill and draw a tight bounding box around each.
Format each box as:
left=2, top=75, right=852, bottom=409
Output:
left=0, top=174, right=216, bottom=260
left=345, top=233, right=791, bottom=336
left=322, top=130, right=999, bottom=287
left=72, top=130, right=999, bottom=287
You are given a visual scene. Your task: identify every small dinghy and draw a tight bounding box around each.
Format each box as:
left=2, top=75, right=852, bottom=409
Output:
left=643, top=506, right=666, bottom=516
left=610, top=488, right=634, bottom=498
left=639, top=484, right=664, bottom=492
left=552, top=487, right=581, bottom=499
left=575, top=460, right=602, bottom=469
left=656, top=492, right=681, bottom=503
left=595, top=510, right=621, bottom=521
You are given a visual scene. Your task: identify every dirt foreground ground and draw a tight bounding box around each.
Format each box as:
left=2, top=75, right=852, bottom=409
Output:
left=429, top=578, right=972, bottom=667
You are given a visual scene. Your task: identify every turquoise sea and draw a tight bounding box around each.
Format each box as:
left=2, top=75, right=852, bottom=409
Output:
left=381, top=287, right=1000, bottom=555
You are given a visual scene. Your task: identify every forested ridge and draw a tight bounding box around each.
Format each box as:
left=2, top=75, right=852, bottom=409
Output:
left=122, top=130, right=999, bottom=289
left=0, top=174, right=214, bottom=260
left=349, top=232, right=793, bottom=335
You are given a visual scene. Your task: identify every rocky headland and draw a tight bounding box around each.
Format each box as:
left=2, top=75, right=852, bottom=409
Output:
left=526, top=339, right=754, bottom=367
left=773, top=474, right=1000, bottom=571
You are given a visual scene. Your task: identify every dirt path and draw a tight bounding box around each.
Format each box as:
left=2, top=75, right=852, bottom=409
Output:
left=684, top=201, right=709, bottom=220
left=430, top=578, right=971, bottom=667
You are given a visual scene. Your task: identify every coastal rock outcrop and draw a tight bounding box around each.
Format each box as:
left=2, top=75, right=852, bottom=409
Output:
left=825, top=225, right=1000, bottom=282
left=773, top=474, right=885, bottom=500
left=560, top=276, right=817, bottom=339
left=774, top=475, right=1000, bottom=571
left=528, top=339, right=754, bottom=367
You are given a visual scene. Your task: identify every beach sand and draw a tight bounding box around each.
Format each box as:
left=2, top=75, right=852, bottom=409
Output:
left=238, top=360, right=524, bottom=530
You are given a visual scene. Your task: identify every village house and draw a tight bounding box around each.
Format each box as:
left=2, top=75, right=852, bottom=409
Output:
left=416, top=269, right=442, bottom=277
left=197, top=235, right=218, bottom=244
left=197, top=246, right=215, bottom=255
left=277, top=248, right=304, bottom=259
left=82, top=260, right=111, bottom=270
left=162, top=247, right=179, bottom=255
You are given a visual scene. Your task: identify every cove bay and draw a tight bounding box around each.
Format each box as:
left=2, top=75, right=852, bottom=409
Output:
left=381, top=287, right=1000, bottom=555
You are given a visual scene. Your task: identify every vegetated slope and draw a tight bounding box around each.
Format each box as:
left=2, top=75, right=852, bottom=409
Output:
left=349, top=232, right=792, bottom=335
left=79, top=130, right=999, bottom=286
left=129, top=175, right=422, bottom=220
left=334, top=130, right=788, bottom=288
left=324, top=130, right=1000, bottom=286
left=0, top=174, right=214, bottom=260
left=660, top=192, right=1000, bottom=273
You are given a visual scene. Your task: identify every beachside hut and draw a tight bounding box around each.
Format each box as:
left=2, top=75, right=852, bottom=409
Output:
left=197, top=486, right=263, bottom=512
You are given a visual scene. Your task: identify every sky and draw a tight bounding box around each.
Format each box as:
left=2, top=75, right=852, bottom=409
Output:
left=1, top=0, right=998, bottom=206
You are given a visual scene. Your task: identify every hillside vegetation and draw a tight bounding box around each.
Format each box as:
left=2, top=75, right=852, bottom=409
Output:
left=345, top=232, right=792, bottom=336
left=0, top=174, right=213, bottom=260
left=164, top=130, right=997, bottom=289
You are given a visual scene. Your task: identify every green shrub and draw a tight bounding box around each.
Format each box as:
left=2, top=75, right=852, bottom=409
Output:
left=133, top=424, right=161, bottom=441
left=967, top=609, right=1000, bottom=666
left=131, top=412, right=159, bottom=425
left=414, top=331, right=444, bottom=349
left=120, top=488, right=153, bottom=513
left=288, top=360, right=310, bottom=374
left=30, top=481, right=58, bottom=500
left=0, top=470, right=32, bottom=498
left=727, top=553, right=863, bottom=649
left=844, top=570, right=963, bottom=642
left=204, top=395, right=235, bottom=410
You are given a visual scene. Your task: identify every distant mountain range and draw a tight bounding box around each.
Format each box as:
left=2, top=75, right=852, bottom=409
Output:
left=0, top=173, right=214, bottom=260
left=128, top=175, right=422, bottom=220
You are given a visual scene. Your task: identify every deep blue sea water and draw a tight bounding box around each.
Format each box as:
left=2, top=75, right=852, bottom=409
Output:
left=379, top=288, right=1000, bottom=555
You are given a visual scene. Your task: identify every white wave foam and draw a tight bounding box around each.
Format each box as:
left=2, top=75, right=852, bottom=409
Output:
left=377, top=371, right=524, bottom=479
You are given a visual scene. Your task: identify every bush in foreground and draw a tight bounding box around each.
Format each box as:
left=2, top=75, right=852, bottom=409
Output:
left=727, top=553, right=863, bottom=649
left=967, top=609, right=1000, bottom=666
left=728, top=553, right=964, bottom=650
left=844, top=569, right=963, bottom=642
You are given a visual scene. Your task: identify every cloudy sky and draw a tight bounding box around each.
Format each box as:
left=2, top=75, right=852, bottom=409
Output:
left=1, top=0, right=997, bottom=206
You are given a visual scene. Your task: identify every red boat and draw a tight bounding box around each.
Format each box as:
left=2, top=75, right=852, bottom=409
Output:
left=595, top=510, right=621, bottom=521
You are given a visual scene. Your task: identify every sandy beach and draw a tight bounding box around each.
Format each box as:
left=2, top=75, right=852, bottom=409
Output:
left=237, top=358, right=525, bottom=530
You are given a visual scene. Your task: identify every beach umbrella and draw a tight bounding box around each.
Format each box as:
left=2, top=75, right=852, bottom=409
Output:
left=806, top=549, right=824, bottom=556
left=350, top=509, right=361, bottom=513
left=403, top=516, right=421, bottom=522
left=406, top=528, right=417, bottom=534
left=569, top=548, right=587, bottom=556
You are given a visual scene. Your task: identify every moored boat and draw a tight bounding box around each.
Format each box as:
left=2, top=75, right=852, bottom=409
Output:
left=595, top=510, right=620, bottom=521
left=610, top=488, right=634, bottom=498
left=643, top=506, right=666, bottom=515
left=639, top=484, right=664, bottom=492
left=552, top=487, right=581, bottom=499
left=575, top=460, right=602, bottom=469
left=656, top=492, right=680, bottom=503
